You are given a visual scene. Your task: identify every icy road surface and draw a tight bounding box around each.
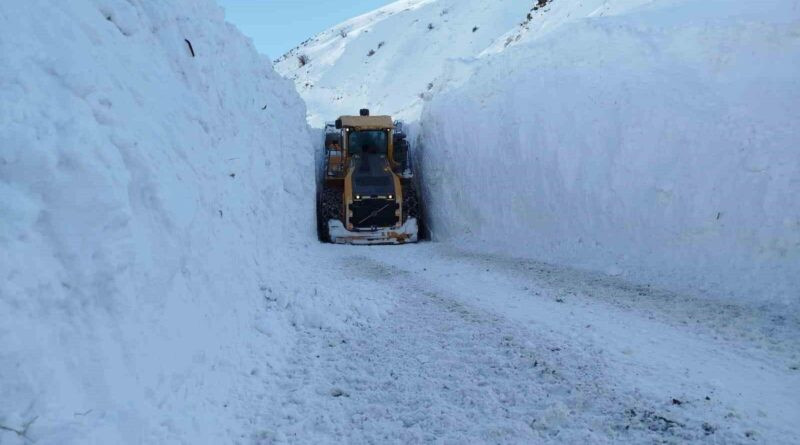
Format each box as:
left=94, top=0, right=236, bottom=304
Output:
left=255, top=243, right=800, bottom=444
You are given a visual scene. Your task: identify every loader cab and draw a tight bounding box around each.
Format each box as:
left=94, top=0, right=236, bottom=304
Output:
left=332, top=110, right=398, bottom=169
left=346, top=129, right=389, bottom=156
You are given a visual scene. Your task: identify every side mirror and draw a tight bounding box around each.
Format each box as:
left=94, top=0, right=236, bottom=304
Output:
left=335, top=119, right=342, bottom=129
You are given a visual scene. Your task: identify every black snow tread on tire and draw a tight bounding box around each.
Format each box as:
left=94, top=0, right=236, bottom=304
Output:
left=321, top=188, right=343, bottom=222
left=403, top=181, right=420, bottom=220
left=318, top=188, right=343, bottom=243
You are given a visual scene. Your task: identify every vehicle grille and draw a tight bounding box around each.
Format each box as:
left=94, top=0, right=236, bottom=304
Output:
left=349, top=199, right=399, bottom=229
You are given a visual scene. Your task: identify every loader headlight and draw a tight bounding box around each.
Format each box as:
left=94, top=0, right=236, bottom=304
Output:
left=388, top=195, right=394, bottom=200
left=355, top=195, right=361, bottom=200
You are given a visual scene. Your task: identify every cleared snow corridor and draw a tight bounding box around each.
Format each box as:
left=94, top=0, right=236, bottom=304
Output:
left=254, top=244, right=800, bottom=444
left=2, top=0, right=799, bottom=443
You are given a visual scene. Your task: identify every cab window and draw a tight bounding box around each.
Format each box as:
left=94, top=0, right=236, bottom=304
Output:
left=348, top=130, right=389, bottom=155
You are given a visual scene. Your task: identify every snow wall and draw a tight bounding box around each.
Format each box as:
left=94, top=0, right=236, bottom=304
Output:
left=0, top=1, right=387, bottom=442
left=420, top=0, right=800, bottom=308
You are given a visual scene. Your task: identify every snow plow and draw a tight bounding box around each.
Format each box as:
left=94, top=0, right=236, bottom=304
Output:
left=317, top=109, right=420, bottom=244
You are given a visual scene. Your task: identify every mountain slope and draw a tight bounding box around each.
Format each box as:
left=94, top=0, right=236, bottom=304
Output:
left=275, top=0, right=656, bottom=126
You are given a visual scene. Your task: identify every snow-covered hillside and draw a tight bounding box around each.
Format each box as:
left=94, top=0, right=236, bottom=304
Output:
left=274, top=0, right=660, bottom=126
left=0, top=1, right=386, bottom=442
left=273, top=0, right=544, bottom=125
left=280, top=0, right=800, bottom=308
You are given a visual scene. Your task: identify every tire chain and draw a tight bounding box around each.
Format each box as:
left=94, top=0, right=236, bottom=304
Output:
left=403, top=181, right=420, bottom=220
left=320, top=188, right=343, bottom=223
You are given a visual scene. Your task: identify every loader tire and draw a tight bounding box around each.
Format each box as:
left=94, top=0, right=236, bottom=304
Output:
left=318, top=188, right=343, bottom=243
left=402, top=181, right=419, bottom=220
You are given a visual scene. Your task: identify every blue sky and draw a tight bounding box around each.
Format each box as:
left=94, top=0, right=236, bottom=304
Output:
left=217, top=0, right=393, bottom=59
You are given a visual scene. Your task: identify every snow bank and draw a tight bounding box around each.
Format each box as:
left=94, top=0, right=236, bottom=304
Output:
left=0, top=1, right=385, bottom=442
left=420, top=0, right=800, bottom=307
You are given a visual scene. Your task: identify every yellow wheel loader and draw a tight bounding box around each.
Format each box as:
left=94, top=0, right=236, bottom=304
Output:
left=317, top=109, right=420, bottom=244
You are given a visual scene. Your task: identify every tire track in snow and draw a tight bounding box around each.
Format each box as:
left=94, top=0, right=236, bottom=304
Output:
left=252, top=252, right=739, bottom=444
left=361, top=244, right=796, bottom=443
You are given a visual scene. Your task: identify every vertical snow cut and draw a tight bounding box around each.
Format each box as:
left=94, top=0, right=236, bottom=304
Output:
left=420, top=0, right=800, bottom=307
left=0, top=0, right=382, bottom=443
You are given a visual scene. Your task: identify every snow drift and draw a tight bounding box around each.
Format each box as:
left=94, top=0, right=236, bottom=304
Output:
left=0, top=1, right=386, bottom=442
left=420, top=0, right=800, bottom=307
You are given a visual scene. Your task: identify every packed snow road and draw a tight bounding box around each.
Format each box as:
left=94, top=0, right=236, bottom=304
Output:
left=254, top=243, right=800, bottom=444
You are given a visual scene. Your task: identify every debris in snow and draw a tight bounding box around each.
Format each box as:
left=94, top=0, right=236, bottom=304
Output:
left=625, top=409, right=684, bottom=433
left=298, top=54, right=309, bottom=67
left=184, top=38, right=195, bottom=57
left=533, top=0, right=553, bottom=11
left=330, top=388, right=346, bottom=397
left=0, top=416, right=38, bottom=441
